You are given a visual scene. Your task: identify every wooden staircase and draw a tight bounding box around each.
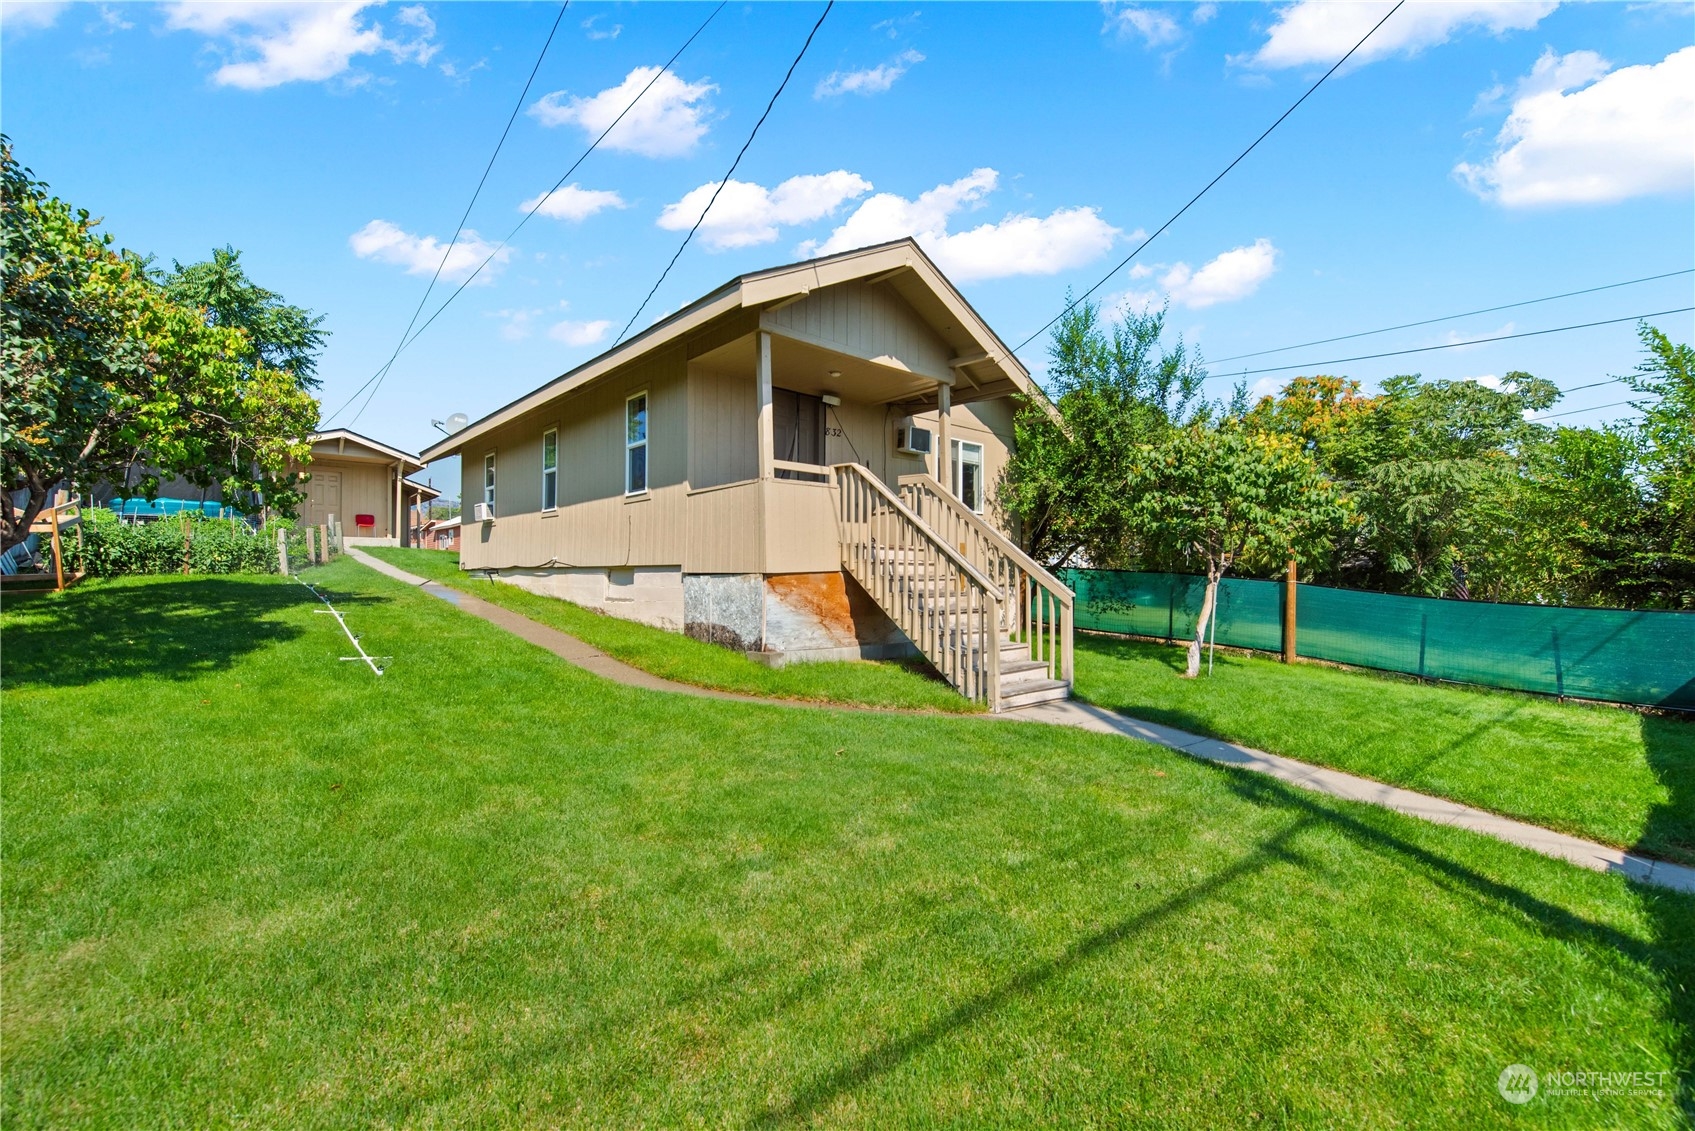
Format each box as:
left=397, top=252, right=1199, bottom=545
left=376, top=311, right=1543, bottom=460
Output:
left=833, top=464, right=1073, bottom=712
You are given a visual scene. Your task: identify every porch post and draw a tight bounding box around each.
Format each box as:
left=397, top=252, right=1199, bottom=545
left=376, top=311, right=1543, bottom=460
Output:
left=393, top=463, right=403, bottom=544
left=936, top=380, right=951, bottom=493
left=756, top=330, right=774, bottom=479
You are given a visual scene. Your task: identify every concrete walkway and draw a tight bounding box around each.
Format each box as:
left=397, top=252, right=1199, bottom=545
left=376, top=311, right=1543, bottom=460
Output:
left=345, top=548, right=1695, bottom=895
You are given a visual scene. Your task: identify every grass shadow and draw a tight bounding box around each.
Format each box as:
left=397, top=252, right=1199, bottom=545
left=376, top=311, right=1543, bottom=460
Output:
left=1636, top=711, right=1695, bottom=1117
left=1, top=576, right=312, bottom=689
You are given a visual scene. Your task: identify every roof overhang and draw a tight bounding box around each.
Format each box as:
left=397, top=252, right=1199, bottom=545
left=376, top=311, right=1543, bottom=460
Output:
left=310, top=429, right=424, bottom=473
left=422, top=238, right=1054, bottom=462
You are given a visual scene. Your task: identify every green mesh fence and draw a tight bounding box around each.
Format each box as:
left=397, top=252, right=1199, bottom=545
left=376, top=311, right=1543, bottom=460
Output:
left=1062, top=569, right=1695, bottom=710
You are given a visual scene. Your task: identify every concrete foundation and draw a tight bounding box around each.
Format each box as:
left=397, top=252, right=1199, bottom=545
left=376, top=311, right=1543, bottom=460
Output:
left=496, top=565, right=685, bottom=630
left=683, top=569, right=912, bottom=664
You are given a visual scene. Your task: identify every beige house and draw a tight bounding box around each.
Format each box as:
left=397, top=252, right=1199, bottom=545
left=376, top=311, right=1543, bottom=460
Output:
left=300, top=429, right=436, bottom=545
left=422, top=240, right=1073, bottom=710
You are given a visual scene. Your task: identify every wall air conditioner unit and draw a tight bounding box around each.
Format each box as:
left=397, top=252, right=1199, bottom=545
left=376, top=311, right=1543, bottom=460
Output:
left=473, top=502, right=495, bottom=522
left=895, top=420, right=933, bottom=457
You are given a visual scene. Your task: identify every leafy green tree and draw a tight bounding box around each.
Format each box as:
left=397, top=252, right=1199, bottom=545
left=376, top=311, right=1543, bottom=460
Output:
left=1001, top=297, right=1206, bottom=567
left=1127, top=423, right=1344, bottom=677
left=163, top=245, right=327, bottom=389
left=0, top=138, right=318, bottom=552
left=1623, top=323, right=1695, bottom=606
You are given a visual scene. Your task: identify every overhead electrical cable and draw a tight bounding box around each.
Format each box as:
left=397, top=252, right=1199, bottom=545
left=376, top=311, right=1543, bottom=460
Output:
left=1011, top=0, right=1406, bottom=355
left=1218, top=307, right=1694, bottom=378
left=1533, top=399, right=1636, bottom=421
left=324, top=3, right=569, bottom=427
left=1208, top=268, right=1695, bottom=365
left=335, top=2, right=728, bottom=426
left=615, top=1, right=833, bottom=345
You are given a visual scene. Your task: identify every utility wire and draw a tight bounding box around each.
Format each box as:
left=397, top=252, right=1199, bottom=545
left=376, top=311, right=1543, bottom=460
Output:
left=335, top=3, right=728, bottom=426
left=1012, top=0, right=1405, bottom=355
left=1218, top=307, right=1694, bottom=378
left=616, top=2, right=833, bottom=345
left=324, top=3, right=568, bottom=428
left=1209, top=267, right=1695, bottom=365
left=1533, top=398, right=1636, bottom=421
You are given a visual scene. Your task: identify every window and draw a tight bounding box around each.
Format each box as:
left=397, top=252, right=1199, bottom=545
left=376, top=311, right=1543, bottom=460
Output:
left=482, top=452, right=497, bottom=515
left=541, top=429, right=558, bottom=511
left=952, top=439, right=984, bottom=513
left=625, top=391, right=648, bottom=494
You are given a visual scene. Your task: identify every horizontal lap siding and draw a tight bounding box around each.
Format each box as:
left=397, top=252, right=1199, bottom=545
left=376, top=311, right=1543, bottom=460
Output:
left=462, top=347, right=688, bottom=571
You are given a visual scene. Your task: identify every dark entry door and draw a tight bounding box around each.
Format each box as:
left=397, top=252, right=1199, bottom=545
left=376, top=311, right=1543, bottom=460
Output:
left=773, top=388, right=825, bottom=479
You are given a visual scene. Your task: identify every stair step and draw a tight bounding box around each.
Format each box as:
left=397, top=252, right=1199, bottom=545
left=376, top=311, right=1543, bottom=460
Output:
left=1000, top=658, right=1052, bottom=685
left=999, top=679, right=1072, bottom=710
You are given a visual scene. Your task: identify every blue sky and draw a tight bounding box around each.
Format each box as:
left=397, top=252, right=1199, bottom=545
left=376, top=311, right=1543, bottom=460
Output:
left=5, top=0, right=1692, bottom=492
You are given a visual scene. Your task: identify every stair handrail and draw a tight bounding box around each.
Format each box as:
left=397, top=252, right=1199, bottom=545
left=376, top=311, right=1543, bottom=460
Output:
left=832, top=463, right=1003, bottom=707
left=897, top=474, right=1074, bottom=685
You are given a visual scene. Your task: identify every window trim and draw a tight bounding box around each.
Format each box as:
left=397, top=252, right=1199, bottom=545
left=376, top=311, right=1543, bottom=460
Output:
left=482, top=450, right=497, bottom=516
left=952, top=438, right=985, bottom=514
left=624, top=390, right=649, bottom=496
left=540, top=428, right=559, bottom=512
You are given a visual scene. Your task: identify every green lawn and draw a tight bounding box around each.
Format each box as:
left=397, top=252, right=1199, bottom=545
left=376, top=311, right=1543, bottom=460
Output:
left=1073, top=634, right=1695, bottom=866
left=362, top=546, right=980, bottom=713
left=3, top=561, right=1691, bottom=1127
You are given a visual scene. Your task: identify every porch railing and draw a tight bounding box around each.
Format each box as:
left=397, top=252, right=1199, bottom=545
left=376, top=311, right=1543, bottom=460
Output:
left=832, top=463, right=1004, bottom=707
left=897, top=475, right=1074, bottom=685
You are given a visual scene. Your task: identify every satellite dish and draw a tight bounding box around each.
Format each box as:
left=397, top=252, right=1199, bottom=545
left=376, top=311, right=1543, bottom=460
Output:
left=446, top=413, right=468, bottom=431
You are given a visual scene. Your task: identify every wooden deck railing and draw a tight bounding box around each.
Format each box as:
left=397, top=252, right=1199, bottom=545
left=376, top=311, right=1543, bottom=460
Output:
left=897, top=475, right=1074, bottom=685
left=832, top=463, right=1004, bottom=707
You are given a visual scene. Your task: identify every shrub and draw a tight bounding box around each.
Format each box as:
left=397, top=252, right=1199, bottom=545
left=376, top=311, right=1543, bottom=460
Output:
left=67, top=509, right=281, bottom=576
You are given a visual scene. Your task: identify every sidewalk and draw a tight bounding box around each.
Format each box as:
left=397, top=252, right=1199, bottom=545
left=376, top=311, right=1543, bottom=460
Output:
left=346, top=548, right=1695, bottom=895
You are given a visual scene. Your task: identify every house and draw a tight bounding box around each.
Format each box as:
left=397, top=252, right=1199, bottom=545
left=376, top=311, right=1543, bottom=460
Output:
left=420, top=239, right=1074, bottom=710
left=421, top=515, right=461, bottom=552
left=300, top=429, right=436, bottom=545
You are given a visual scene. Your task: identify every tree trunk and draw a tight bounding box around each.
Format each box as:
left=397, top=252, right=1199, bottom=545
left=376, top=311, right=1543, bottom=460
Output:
left=1185, top=568, right=1221, bottom=678
left=1, top=473, right=50, bottom=555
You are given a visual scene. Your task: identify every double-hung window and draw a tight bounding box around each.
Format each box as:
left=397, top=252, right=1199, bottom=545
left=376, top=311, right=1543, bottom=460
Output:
left=625, top=391, right=648, bottom=495
left=482, top=452, right=497, bottom=515
left=541, top=429, right=558, bottom=511
left=951, top=439, right=984, bottom=513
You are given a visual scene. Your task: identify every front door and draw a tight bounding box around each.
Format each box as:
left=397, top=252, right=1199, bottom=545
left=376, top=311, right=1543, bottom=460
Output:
left=773, top=388, right=825, bottom=479
left=308, top=471, right=342, bottom=526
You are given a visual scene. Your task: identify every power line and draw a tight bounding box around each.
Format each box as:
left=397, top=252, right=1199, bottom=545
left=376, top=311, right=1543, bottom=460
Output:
left=1217, top=307, right=1694, bottom=379
left=1208, top=268, right=1695, bottom=365
left=1012, top=0, right=1406, bottom=355
left=1533, top=398, right=1635, bottom=421
left=616, top=1, right=833, bottom=345
left=335, top=3, right=728, bottom=426
left=324, top=3, right=568, bottom=427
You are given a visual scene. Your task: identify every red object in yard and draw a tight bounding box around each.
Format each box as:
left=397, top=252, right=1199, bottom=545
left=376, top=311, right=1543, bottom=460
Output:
left=355, top=513, right=376, bottom=529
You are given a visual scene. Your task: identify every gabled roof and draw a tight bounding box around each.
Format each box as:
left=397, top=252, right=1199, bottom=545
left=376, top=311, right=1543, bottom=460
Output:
left=310, top=429, right=424, bottom=472
left=422, top=239, right=1047, bottom=462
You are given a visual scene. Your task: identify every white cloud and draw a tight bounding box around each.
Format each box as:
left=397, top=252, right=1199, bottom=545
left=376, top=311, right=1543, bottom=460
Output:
left=659, top=171, right=873, bottom=250
left=1160, top=239, right=1280, bottom=308
left=581, top=14, right=620, bottom=40
left=1108, top=239, right=1280, bottom=313
left=1243, top=1, right=1557, bottom=69
left=1455, top=46, right=1695, bottom=207
left=1191, top=3, right=1218, bottom=24
left=801, top=168, right=1121, bottom=283
left=1464, top=373, right=1502, bottom=389
left=521, top=183, right=627, bottom=222
left=815, top=48, right=924, bottom=97
left=0, top=1, right=66, bottom=34
left=1103, top=4, right=1181, bottom=48
left=348, top=220, right=510, bottom=283
left=529, top=66, right=715, bottom=158
left=162, top=1, right=439, bottom=89
left=549, top=319, right=612, bottom=347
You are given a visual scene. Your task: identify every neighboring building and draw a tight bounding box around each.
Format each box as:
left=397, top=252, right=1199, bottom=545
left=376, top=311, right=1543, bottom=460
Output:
left=422, top=240, right=1073, bottom=709
left=421, top=515, right=461, bottom=551
left=300, top=429, right=434, bottom=546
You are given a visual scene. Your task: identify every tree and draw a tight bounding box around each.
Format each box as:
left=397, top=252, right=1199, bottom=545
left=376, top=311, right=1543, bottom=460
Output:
left=0, top=138, right=319, bottom=552
left=1000, top=297, right=1206, bottom=568
left=1623, top=323, right=1695, bottom=607
left=1127, top=422, right=1344, bottom=677
left=163, top=246, right=327, bottom=389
